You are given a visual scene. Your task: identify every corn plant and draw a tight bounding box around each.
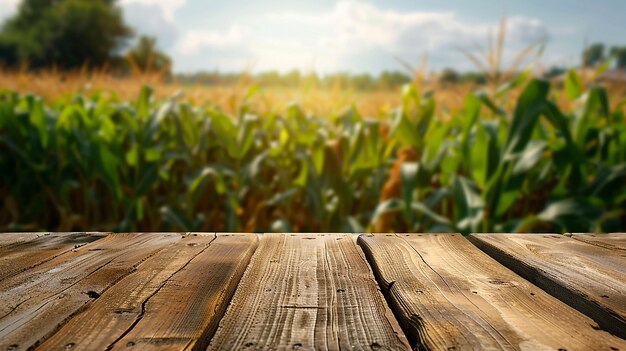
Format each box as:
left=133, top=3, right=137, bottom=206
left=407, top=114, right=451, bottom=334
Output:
left=1, top=72, right=624, bottom=233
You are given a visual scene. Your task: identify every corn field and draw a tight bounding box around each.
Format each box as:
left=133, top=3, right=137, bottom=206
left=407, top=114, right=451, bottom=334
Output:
left=1, top=71, right=625, bottom=233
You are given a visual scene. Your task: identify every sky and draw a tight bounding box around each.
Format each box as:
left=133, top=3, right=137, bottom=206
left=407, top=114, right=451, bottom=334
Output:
left=1, top=0, right=625, bottom=74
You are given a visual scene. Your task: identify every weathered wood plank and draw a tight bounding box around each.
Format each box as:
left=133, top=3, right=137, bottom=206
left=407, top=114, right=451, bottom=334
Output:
left=208, top=233, right=410, bottom=350
left=469, top=233, right=626, bottom=339
left=0, top=233, right=179, bottom=351
left=0, top=233, right=47, bottom=247
left=37, top=233, right=257, bottom=351
left=0, top=232, right=107, bottom=281
left=359, top=233, right=626, bottom=350
left=568, top=233, right=626, bottom=251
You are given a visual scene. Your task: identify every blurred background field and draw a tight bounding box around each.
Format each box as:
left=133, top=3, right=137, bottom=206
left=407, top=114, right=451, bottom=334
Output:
left=0, top=69, right=408, bottom=117
left=0, top=0, right=625, bottom=233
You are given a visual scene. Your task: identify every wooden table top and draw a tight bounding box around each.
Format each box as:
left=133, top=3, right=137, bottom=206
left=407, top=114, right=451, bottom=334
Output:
left=0, top=233, right=624, bottom=350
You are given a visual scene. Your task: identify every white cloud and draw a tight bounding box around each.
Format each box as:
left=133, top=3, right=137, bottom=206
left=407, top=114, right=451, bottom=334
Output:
left=0, top=0, right=18, bottom=21
left=0, top=0, right=566, bottom=73
left=269, top=2, right=548, bottom=55
left=120, top=0, right=186, bottom=22
left=0, top=0, right=17, bottom=8
left=200, top=1, right=552, bottom=72
left=175, top=25, right=245, bottom=55
left=123, top=2, right=179, bottom=47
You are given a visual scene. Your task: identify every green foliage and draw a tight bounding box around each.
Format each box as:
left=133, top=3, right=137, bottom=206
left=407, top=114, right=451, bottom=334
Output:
left=583, top=43, right=606, bottom=68
left=439, top=68, right=460, bottom=84
left=0, top=0, right=132, bottom=69
left=610, top=46, right=626, bottom=69
left=126, top=36, right=172, bottom=76
left=1, top=78, right=625, bottom=233
left=177, top=70, right=413, bottom=91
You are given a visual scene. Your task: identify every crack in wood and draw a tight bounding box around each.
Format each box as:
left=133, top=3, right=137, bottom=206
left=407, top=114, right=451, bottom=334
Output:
left=103, top=234, right=218, bottom=350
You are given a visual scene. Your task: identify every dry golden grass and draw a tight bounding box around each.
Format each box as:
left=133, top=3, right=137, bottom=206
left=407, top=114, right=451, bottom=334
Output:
left=0, top=69, right=484, bottom=117
left=1, top=68, right=623, bottom=119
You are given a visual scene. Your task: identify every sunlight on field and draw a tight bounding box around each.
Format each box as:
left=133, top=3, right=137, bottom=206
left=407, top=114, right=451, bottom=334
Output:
left=1, top=1, right=625, bottom=233
left=0, top=69, right=503, bottom=119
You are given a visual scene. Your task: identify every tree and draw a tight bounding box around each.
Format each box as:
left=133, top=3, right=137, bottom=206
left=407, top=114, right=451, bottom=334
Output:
left=377, top=71, right=411, bottom=89
left=583, top=43, right=605, bottom=68
left=544, top=66, right=566, bottom=79
left=0, top=0, right=133, bottom=69
left=352, top=73, right=374, bottom=90
left=126, top=36, right=172, bottom=75
left=459, top=72, right=487, bottom=85
left=610, top=46, right=626, bottom=70
left=439, top=68, right=459, bottom=84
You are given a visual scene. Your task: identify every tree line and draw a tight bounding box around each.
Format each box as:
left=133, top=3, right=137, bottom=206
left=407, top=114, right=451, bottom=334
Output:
left=0, top=1, right=624, bottom=89
left=175, top=70, right=417, bottom=90
left=0, top=0, right=170, bottom=74
left=583, top=43, right=626, bottom=69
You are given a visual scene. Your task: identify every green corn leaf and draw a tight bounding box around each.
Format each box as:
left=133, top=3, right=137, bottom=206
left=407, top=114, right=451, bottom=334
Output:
left=512, top=141, right=547, bottom=175
left=564, top=69, right=582, bottom=99
left=371, top=199, right=403, bottom=226
left=471, top=123, right=490, bottom=187
left=538, top=198, right=602, bottom=231
left=126, top=145, right=139, bottom=166
left=294, top=160, right=309, bottom=187
left=410, top=202, right=451, bottom=226
left=391, top=109, right=418, bottom=147
left=135, top=164, right=159, bottom=196
left=160, top=205, right=193, bottom=231
left=137, top=86, right=153, bottom=119
left=504, top=79, right=550, bottom=157
left=400, top=162, right=419, bottom=207
left=29, top=98, right=49, bottom=148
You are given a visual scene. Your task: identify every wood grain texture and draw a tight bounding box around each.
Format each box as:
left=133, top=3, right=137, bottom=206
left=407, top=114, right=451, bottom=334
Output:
left=0, top=232, right=107, bottom=281
left=568, top=233, right=626, bottom=251
left=207, top=233, right=410, bottom=351
left=0, top=233, right=49, bottom=248
left=110, top=233, right=257, bottom=350
left=0, top=233, right=179, bottom=351
left=37, top=233, right=257, bottom=351
left=469, top=233, right=626, bottom=339
left=359, top=233, right=626, bottom=351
